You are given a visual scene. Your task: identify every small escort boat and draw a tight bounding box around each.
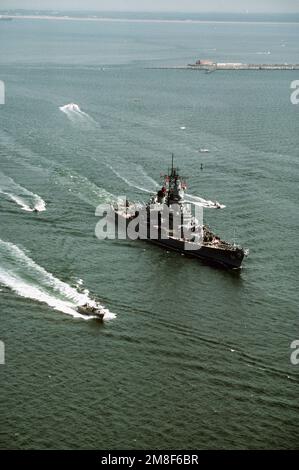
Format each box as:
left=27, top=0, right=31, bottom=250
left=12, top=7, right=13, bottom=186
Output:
left=77, top=304, right=105, bottom=321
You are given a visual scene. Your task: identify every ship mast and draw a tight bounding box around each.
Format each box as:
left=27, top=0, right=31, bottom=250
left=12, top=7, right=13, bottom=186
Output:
left=163, top=153, right=186, bottom=205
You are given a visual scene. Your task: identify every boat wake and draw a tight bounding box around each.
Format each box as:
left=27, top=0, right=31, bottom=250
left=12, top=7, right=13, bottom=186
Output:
left=108, top=164, right=225, bottom=208
left=0, top=133, right=114, bottom=208
left=0, top=240, right=116, bottom=321
left=55, top=168, right=115, bottom=207
left=185, top=193, right=226, bottom=209
left=106, top=163, right=156, bottom=194
left=0, top=172, right=46, bottom=212
left=59, top=103, right=97, bottom=128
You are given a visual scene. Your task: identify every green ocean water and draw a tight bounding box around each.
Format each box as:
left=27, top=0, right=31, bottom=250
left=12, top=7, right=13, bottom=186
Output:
left=0, top=14, right=298, bottom=449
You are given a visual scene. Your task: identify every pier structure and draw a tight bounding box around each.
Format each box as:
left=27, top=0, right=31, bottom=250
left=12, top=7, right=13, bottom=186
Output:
left=149, top=59, right=299, bottom=71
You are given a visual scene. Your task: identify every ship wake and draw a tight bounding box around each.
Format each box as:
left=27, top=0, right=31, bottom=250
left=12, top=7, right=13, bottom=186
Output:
left=107, top=164, right=225, bottom=208
left=106, top=163, right=157, bottom=194
left=0, top=240, right=115, bottom=320
left=55, top=168, right=116, bottom=207
left=0, top=132, right=115, bottom=208
left=0, top=172, right=46, bottom=212
left=59, top=103, right=97, bottom=128
left=184, top=193, right=226, bottom=209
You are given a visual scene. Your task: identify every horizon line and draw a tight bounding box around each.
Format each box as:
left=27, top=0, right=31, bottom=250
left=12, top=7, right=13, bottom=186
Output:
left=1, top=9, right=299, bottom=15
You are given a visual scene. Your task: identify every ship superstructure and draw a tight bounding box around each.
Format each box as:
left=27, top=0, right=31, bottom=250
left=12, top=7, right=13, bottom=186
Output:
left=113, top=158, right=247, bottom=269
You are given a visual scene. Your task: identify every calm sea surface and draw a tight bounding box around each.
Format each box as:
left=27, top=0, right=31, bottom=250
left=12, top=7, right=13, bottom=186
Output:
left=0, top=13, right=298, bottom=449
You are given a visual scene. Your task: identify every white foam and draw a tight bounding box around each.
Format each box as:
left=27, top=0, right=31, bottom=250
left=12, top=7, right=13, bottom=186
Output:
left=60, top=103, right=81, bottom=113
left=0, top=172, right=46, bottom=212
left=33, top=198, right=47, bottom=212
left=108, top=163, right=225, bottom=209
left=138, top=166, right=160, bottom=189
left=0, top=191, right=32, bottom=212
left=185, top=193, right=226, bottom=209
left=106, top=164, right=153, bottom=194
left=56, top=170, right=115, bottom=206
left=0, top=240, right=115, bottom=321
left=0, top=131, right=115, bottom=208
left=59, top=103, right=97, bottom=128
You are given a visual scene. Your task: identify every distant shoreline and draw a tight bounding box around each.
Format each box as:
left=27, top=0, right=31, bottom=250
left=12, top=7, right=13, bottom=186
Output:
left=3, top=15, right=299, bottom=25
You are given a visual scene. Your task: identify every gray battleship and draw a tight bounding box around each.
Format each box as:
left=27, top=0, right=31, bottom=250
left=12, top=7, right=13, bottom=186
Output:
left=114, top=159, right=247, bottom=269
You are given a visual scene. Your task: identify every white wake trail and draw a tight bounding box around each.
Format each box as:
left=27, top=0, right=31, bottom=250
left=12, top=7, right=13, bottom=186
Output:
left=0, top=240, right=115, bottom=321
left=0, top=172, right=46, bottom=212
left=0, top=133, right=114, bottom=208
left=56, top=169, right=116, bottom=206
left=185, top=193, right=226, bottom=209
left=106, top=163, right=153, bottom=194
left=107, top=164, right=225, bottom=208
left=137, top=165, right=160, bottom=189
left=59, top=103, right=97, bottom=128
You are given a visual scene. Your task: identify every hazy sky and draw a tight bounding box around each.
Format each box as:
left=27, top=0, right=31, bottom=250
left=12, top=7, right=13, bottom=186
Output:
left=1, top=0, right=299, bottom=13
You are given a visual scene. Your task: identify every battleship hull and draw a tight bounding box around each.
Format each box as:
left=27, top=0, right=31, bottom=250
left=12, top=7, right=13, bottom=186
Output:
left=148, top=237, right=244, bottom=269
left=114, top=212, right=244, bottom=269
left=112, top=156, right=247, bottom=270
